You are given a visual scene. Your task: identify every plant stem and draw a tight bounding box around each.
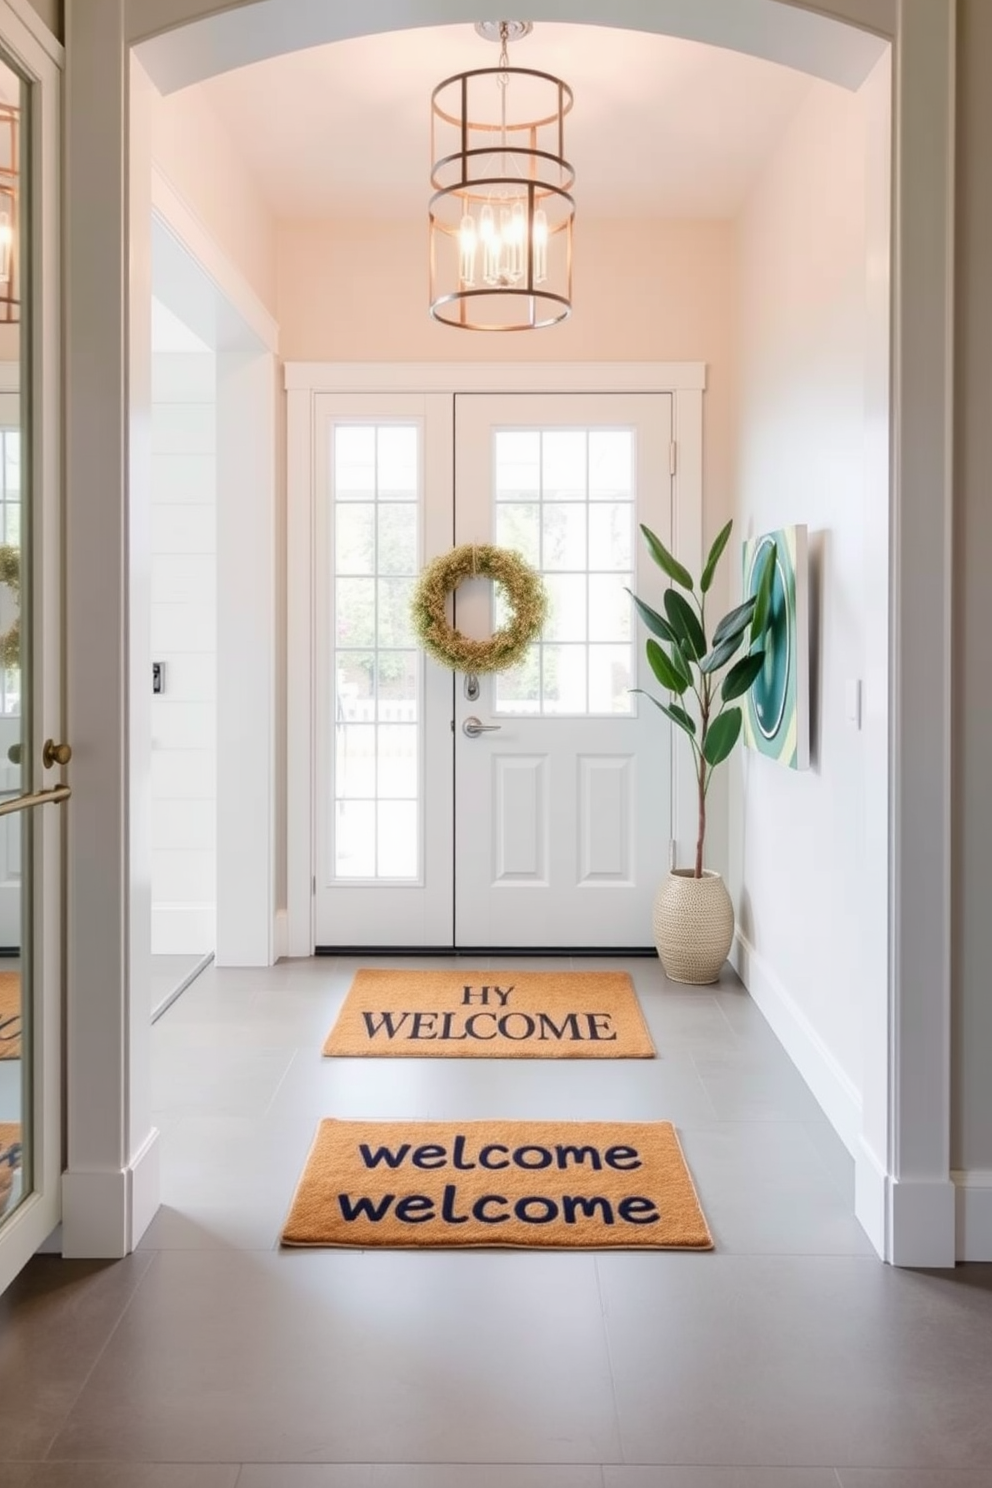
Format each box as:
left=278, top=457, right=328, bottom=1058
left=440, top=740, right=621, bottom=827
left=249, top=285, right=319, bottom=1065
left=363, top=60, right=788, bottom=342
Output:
left=696, top=674, right=711, bottom=878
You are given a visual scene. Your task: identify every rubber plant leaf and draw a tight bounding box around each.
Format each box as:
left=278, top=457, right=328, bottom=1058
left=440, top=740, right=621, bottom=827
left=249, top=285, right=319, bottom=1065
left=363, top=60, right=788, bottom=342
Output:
left=625, top=589, right=679, bottom=646
left=640, top=524, right=693, bottom=591
left=721, top=649, right=765, bottom=702
left=664, top=588, right=707, bottom=660
left=646, top=638, right=689, bottom=695
left=700, top=519, right=733, bottom=595
left=702, top=706, right=743, bottom=766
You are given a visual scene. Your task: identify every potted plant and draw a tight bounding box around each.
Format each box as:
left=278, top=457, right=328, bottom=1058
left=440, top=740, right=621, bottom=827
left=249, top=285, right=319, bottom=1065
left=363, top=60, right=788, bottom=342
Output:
left=629, top=519, right=774, bottom=984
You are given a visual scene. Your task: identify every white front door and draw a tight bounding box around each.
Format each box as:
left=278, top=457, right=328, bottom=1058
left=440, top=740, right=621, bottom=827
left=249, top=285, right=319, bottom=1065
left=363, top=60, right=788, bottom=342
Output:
left=453, top=394, right=672, bottom=948
left=313, top=389, right=673, bottom=950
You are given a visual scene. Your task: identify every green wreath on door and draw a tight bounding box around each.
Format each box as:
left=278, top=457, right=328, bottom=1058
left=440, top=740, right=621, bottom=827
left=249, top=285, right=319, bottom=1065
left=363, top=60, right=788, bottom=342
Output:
left=0, top=544, right=19, bottom=669
left=410, top=544, right=547, bottom=674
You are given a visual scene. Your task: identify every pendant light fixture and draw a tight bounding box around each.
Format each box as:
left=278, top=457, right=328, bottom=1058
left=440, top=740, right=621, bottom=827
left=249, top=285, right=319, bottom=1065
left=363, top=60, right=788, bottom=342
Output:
left=429, top=20, right=574, bottom=331
left=0, top=103, right=19, bottom=325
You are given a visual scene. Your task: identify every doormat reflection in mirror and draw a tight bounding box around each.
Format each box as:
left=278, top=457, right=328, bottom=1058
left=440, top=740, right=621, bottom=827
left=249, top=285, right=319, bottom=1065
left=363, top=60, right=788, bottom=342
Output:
left=0, top=1122, right=21, bottom=1219
left=282, top=1119, right=711, bottom=1250
left=322, top=969, right=655, bottom=1059
left=0, top=972, right=20, bottom=1060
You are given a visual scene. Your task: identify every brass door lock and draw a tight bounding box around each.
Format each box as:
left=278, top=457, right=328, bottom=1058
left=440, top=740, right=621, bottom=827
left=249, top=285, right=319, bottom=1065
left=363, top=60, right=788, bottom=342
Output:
left=42, top=740, right=72, bottom=769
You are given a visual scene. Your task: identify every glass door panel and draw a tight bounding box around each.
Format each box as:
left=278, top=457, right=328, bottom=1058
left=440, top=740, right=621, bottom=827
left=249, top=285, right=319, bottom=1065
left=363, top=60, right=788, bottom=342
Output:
left=0, top=51, right=28, bottom=1233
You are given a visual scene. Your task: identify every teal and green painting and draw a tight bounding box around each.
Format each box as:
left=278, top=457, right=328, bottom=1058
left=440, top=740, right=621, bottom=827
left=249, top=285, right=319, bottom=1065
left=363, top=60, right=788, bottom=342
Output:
left=742, top=525, right=809, bottom=770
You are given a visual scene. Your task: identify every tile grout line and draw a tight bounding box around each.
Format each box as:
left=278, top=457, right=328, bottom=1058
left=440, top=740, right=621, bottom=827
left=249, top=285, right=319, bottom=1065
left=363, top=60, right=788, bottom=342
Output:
left=38, top=1247, right=162, bottom=1463
left=592, top=1253, right=628, bottom=1470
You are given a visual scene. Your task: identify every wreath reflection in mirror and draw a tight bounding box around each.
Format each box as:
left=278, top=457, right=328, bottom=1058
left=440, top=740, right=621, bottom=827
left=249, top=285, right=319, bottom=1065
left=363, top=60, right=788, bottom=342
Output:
left=410, top=543, right=547, bottom=674
left=0, top=544, right=18, bottom=669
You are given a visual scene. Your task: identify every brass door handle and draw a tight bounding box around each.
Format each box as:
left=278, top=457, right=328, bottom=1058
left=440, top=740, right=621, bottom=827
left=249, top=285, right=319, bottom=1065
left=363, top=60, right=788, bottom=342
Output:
left=42, top=739, right=72, bottom=769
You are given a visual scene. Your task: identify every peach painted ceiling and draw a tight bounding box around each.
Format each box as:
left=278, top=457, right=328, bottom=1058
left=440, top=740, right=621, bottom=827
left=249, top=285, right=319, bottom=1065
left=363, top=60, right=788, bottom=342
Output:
left=195, top=22, right=815, bottom=219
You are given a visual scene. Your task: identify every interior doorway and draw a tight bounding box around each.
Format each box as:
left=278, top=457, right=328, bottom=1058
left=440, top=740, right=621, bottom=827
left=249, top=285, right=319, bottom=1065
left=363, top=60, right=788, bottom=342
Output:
left=313, top=390, right=675, bottom=950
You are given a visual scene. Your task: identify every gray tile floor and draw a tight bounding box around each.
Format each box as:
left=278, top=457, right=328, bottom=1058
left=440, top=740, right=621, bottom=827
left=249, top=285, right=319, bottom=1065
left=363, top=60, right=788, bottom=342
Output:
left=2, top=955, right=992, bottom=1488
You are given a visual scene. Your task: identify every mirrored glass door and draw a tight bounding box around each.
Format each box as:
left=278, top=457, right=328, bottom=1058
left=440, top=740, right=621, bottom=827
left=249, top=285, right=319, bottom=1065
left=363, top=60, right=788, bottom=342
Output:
left=0, top=48, right=29, bottom=1231
left=0, top=12, right=67, bottom=1289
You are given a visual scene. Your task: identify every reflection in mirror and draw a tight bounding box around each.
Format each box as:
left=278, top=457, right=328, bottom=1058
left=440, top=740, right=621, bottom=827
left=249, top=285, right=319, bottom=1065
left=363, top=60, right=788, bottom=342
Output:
left=0, top=50, right=27, bottom=1232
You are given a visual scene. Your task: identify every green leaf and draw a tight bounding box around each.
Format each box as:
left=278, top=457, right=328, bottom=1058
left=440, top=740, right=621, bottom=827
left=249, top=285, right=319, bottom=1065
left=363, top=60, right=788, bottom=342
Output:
left=666, top=702, right=697, bottom=736
left=625, top=589, right=679, bottom=646
left=633, top=691, right=698, bottom=739
left=712, top=597, right=757, bottom=647
left=646, top=638, right=689, bottom=695
left=664, top=589, right=707, bottom=660
left=702, top=706, right=743, bottom=767
left=640, top=524, right=693, bottom=591
left=700, top=519, right=733, bottom=594
left=667, top=641, right=693, bottom=688
left=699, top=631, right=745, bottom=675
left=750, top=541, right=777, bottom=642
left=721, top=649, right=765, bottom=702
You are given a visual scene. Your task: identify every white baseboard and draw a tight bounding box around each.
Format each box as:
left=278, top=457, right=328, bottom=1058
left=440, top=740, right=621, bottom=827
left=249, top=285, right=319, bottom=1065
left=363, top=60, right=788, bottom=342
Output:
left=855, top=1135, right=888, bottom=1259
left=61, top=1127, right=161, bottom=1258
left=731, top=930, right=863, bottom=1155
left=954, top=1170, right=992, bottom=1261
left=152, top=901, right=216, bottom=955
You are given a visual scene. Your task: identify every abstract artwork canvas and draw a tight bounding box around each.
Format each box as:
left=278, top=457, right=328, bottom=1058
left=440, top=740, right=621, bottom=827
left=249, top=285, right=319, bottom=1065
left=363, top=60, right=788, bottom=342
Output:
left=742, top=524, right=809, bottom=770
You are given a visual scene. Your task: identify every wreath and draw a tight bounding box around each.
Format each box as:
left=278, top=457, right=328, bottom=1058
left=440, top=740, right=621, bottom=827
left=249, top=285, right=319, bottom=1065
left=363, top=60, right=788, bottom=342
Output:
left=0, top=544, right=18, bottom=670
left=410, top=543, right=548, bottom=674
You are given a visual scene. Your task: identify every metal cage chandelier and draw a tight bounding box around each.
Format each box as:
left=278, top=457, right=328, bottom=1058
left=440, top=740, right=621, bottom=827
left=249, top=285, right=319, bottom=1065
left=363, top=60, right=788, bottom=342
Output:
left=0, top=103, right=19, bottom=325
left=429, top=20, right=574, bottom=331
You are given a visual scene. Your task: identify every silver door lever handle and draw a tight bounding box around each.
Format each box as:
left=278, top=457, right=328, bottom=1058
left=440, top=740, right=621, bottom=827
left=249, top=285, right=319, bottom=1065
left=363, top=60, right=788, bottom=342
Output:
left=462, top=716, right=502, bottom=738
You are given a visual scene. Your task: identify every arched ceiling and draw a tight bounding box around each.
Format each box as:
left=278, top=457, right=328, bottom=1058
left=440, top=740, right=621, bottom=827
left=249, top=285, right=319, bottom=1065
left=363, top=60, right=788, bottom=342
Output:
left=132, top=0, right=891, bottom=95
left=189, top=23, right=820, bottom=220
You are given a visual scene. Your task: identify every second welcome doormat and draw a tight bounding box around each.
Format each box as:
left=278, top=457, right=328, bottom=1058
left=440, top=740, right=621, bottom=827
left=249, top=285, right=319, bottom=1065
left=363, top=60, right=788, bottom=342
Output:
left=322, top=968, right=655, bottom=1060
left=0, top=972, right=20, bottom=1060
left=282, top=1119, right=711, bottom=1250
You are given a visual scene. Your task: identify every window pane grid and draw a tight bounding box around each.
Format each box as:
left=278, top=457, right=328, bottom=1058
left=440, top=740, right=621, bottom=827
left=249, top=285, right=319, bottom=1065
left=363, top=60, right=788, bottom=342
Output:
left=494, top=427, right=635, bottom=717
left=331, top=424, right=420, bottom=881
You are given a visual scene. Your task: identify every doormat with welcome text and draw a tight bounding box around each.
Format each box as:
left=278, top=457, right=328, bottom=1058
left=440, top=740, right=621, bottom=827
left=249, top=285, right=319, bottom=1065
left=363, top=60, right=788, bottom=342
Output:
left=0, top=972, right=20, bottom=1060
left=0, top=1121, right=22, bottom=1219
left=282, top=1119, right=712, bottom=1250
left=322, top=969, right=655, bottom=1060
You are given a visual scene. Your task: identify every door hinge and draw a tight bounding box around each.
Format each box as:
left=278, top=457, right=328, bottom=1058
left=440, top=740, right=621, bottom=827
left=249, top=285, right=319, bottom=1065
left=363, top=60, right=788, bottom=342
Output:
left=669, top=441, right=677, bottom=477
left=312, top=875, right=316, bottom=895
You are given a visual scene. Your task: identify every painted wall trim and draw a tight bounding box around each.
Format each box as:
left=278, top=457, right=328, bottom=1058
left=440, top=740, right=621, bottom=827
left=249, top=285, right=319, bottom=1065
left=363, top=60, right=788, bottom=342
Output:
left=151, top=165, right=278, bottom=354
left=1, top=0, right=63, bottom=65
left=152, top=902, right=216, bottom=954
left=730, top=931, right=863, bottom=1156
left=954, top=1171, right=992, bottom=1262
left=129, top=0, right=890, bottom=95
left=61, top=1126, right=161, bottom=1258
left=284, top=361, right=707, bottom=394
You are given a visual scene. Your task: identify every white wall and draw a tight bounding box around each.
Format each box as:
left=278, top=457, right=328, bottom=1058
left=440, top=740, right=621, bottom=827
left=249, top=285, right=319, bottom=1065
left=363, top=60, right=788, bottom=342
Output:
left=729, top=69, right=887, bottom=1149
left=150, top=83, right=277, bottom=316
left=150, top=344, right=217, bottom=954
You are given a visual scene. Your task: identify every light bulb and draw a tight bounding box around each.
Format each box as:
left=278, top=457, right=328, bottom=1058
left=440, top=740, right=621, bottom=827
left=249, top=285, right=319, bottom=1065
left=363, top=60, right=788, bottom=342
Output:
left=0, top=213, right=11, bottom=287
left=458, top=212, right=477, bottom=287
left=505, top=201, right=525, bottom=282
left=480, top=204, right=500, bottom=285
left=532, top=209, right=548, bottom=286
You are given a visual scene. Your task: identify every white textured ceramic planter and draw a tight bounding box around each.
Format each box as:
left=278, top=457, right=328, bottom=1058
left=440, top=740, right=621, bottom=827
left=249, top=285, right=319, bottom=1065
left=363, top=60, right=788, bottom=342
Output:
left=653, top=869, right=735, bottom=985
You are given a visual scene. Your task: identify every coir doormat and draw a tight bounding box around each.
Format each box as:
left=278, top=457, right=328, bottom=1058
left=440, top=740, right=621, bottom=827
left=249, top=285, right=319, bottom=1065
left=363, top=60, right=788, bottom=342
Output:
left=0, top=1121, right=21, bottom=1219
left=282, top=1119, right=711, bottom=1250
left=322, top=969, right=655, bottom=1060
left=0, top=972, right=20, bottom=1060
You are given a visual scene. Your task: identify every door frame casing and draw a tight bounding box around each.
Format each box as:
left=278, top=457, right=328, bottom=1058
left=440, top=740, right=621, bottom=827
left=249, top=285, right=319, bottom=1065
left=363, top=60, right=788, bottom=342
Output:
left=0, top=0, right=64, bottom=1295
left=286, top=361, right=706, bottom=958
